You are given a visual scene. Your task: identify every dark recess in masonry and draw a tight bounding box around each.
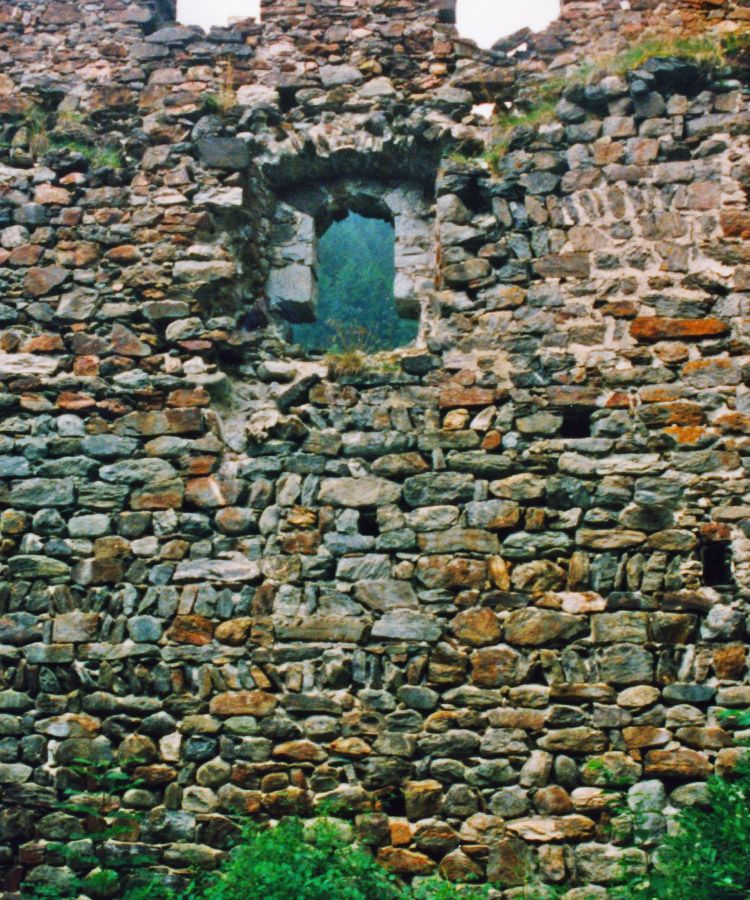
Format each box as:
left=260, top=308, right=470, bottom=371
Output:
left=702, top=542, right=733, bottom=587
left=560, top=407, right=592, bottom=439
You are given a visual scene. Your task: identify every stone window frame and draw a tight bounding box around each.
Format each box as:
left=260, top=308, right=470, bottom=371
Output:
left=264, top=177, right=436, bottom=349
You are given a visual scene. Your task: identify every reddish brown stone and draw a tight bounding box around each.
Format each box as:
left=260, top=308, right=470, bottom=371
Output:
left=676, top=726, right=732, bottom=750
left=34, top=184, right=71, bottom=205
left=131, top=481, right=184, bottom=510
left=184, top=456, right=215, bottom=476
left=439, top=850, right=484, bottom=883
left=70, top=332, right=108, bottom=356
left=471, top=645, right=528, bottom=687
left=547, top=386, right=601, bottom=406
left=404, top=780, right=443, bottom=820
left=106, top=245, right=141, bottom=264
left=215, top=507, right=257, bottom=535
left=700, top=522, right=732, bottom=542
left=450, top=607, right=502, bottom=647
left=261, top=787, right=312, bottom=817
left=639, top=401, right=705, bottom=428
left=57, top=392, right=96, bottom=411
left=133, top=764, right=177, bottom=786
left=110, top=324, right=151, bottom=357
left=7, top=244, right=44, bottom=267
left=416, top=556, right=487, bottom=589
left=22, top=334, right=64, bottom=353
left=40, top=2, right=79, bottom=24
left=716, top=413, right=750, bottom=433
left=622, top=726, right=672, bottom=749
left=215, top=618, right=253, bottom=645
left=0, top=96, right=32, bottom=115
left=378, top=847, right=436, bottom=875
left=210, top=690, right=277, bottom=716
left=644, top=749, right=712, bottom=779
left=720, top=208, right=750, bottom=237
left=599, top=300, right=638, bottom=318
left=56, top=241, right=100, bottom=267
left=272, top=740, right=327, bottom=763
left=279, top=532, right=322, bottom=554
left=118, top=409, right=203, bottom=436
left=506, top=815, right=594, bottom=842
left=439, top=386, right=495, bottom=408
left=24, top=266, right=69, bottom=297
left=713, top=644, right=746, bottom=680
left=168, top=389, right=211, bottom=407
left=630, top=317, right=729, bottom=341
left=534, top=786, right=574, bottom=816
left=73, top=356, right=100, bottom=376
left=328, top=737, right=372, bottom=759
left=165, top=615, right=214, bottom=645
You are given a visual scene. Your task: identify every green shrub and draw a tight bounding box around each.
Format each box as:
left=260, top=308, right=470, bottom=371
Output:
left=123, top=817, right=498, bottom=900
left=126, top=817, right=401, bottom=900
left=614, top=748, right=750, bottom=900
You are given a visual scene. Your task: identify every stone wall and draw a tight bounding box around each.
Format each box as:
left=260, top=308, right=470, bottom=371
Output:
left=2, top=0, right=750, bottom=897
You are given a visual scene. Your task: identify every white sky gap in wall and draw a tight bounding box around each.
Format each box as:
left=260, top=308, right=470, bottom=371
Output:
left=176, top=0, right=560, bottom=49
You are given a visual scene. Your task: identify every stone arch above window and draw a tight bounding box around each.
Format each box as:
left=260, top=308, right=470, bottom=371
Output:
left=265, top=178, right=436, bottom=349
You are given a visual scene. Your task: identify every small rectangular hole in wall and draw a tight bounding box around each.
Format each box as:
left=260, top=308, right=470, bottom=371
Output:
left=703, top=543, right=733, bottom=587
left=359, top=510, right=380, bottom=537
left=278, top=87, right=298, bottom=112
left=560, top=408, right=592, bottom=439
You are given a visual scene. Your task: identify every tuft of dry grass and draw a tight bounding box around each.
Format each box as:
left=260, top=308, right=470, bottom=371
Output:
left=326, top=350, right=366, bottom=378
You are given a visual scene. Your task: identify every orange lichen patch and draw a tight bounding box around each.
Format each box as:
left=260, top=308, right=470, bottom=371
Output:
left=664, top=425, right=713, bottom=445
left=640, top=385, right=688, bottom=403
left=630, top=317, right=729, bottom=341
left=716, top=413, right=750, bottom=433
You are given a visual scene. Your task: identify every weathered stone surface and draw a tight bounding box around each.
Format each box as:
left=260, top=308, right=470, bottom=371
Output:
left=354, top=580, right=418, bottom=611
left=450, top=607, right=502, bottom=646
left=318, top=477, right=400, bottom=507
left=209, top=692, right=277, bottom=717
left=403, top=473, right=475, bottom=507
left=504, top=610, right=587, bottom=646
left=506, top=815, right=595, bottom=842
left=173, top=559, right=261, bottom=582
left=371, top=611, right=442, bottom=642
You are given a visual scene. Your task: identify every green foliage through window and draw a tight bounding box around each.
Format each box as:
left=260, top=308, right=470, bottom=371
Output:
left=294, top=212, right=417, bottom=353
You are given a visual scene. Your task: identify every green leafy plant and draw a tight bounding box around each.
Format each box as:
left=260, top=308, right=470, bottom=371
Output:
left=122, top=817, right=507, bottom=900
left=22, top=757, right=147, bottom=900
left=127, top=817, right=404, bottom=900
left=611, top=740, right=750, bottom=900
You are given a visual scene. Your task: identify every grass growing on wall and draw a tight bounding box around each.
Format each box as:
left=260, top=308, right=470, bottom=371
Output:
left=484, top=30, right=749, bottom=168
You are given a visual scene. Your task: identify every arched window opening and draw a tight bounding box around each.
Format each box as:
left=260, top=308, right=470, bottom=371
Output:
left=294, top=210, right=418, bottom=353
left=264, top=177, right=434, bottom=351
